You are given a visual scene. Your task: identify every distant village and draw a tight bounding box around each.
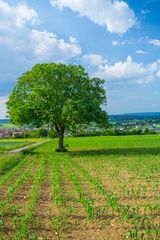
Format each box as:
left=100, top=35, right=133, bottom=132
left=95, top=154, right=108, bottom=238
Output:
left=112, top=120, right=160, bottom=133
left=0, top=129, right=30, bottom=138
left=1, top=116, right=160, bottom=138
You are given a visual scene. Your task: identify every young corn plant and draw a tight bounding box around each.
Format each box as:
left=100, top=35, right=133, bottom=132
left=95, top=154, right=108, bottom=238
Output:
left=0, top=160, right=35, bottom=216
left=51, top=157, right=65, bottom=240
left=17, top=158, right=46, bottom=239
left=68, top=158, right=120, bottom=213
left=61, top=158, right=95, bottom=221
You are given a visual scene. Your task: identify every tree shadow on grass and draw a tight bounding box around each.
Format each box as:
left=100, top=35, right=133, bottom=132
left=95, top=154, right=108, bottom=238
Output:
left=69, top=147, right=160, bottom=157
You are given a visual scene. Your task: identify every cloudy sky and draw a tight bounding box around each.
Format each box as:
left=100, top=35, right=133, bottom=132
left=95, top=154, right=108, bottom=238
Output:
left=0, top=0, right=160, bottom=118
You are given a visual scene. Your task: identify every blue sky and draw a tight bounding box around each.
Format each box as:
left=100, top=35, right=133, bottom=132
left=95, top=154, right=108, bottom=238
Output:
left=0, top=0, right=160, bottom=118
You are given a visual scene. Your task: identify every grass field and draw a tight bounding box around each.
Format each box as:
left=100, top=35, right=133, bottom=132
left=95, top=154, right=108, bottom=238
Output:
left=0, top=135, right=160, bottom=239
left=0, top=138, right=44, bottom=152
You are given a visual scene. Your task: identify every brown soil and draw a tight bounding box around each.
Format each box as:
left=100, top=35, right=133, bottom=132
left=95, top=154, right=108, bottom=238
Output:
left=28, top=160, right=58, bottom=239
left=0, top=158, right=39, bottom=239
left=60, top=160, right=126, bottom=240
left=1, top=153, right=160, bottom=240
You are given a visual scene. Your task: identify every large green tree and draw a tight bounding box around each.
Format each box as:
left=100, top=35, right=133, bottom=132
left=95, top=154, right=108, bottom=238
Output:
left=7, top=63, right=108, bottom=151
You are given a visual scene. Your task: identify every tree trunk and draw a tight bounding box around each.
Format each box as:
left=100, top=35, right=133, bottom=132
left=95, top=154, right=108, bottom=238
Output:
left=55, top=127, right=67, bottom=152
left=58, top=133, right=64, bottom=150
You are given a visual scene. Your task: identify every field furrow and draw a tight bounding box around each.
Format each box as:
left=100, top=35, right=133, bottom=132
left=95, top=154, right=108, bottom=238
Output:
left=1, top=137, right=160, bottom=239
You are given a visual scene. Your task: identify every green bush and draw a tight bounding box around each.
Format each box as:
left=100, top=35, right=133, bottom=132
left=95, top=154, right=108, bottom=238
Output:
left=49, top=130, right=57, bottom=139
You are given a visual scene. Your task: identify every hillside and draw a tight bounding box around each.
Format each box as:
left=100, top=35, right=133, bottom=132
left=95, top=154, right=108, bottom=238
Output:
left=109, top=112, right=160, bottom=122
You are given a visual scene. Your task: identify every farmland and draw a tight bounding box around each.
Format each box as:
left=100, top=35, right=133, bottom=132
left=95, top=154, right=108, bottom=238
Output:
left=0, top=135, right=160, bottom=239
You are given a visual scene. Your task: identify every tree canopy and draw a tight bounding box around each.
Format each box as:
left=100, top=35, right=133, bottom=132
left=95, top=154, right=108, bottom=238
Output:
left=7, top=63, right=108, bottom=151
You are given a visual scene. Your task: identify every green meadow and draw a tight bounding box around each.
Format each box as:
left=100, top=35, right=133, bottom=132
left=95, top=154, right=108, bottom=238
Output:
left=0, top=138, right=44, bottom=152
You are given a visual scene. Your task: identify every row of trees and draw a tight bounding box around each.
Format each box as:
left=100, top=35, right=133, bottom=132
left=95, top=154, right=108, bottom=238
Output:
left=73, top=127, right=156, bottom=137
left=12, top=129, right=57, bottom=139
left=11, top=126, right=157, bottom=139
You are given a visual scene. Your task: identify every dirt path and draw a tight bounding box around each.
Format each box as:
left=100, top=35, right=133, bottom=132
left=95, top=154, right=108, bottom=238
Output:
left=7, top=139, right=51, bottom=154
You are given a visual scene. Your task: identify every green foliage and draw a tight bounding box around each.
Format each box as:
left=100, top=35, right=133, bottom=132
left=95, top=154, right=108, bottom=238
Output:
left=11, top=129, right=56, bottom=139
left=7, top=63, right=107, bottom=150
left=144, top=128, right=156, bottom=135
left=38, top=128, right=48, bottom=137
left=73, top=127, right=157, bottom=137
left=48, top=129, right=57, bottom=139
left=144, top=127, right=149, bottom=134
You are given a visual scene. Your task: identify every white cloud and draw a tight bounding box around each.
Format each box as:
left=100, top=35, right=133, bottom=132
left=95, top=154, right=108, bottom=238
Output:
left=50, top=0, right=136, bottom=34
left=136, top=50, right=147, bottom=55
left=82, top=54, right=107, bottom=66
left=148, top=59, right=160, bottom=72
left=0, top=96, right=8, bottom=119
left=141, top=9, right=150, bottom=15
left=30, top=30, right=81, bottom=61
left=112, top=40, right=130, bottom=46
left=0, top=0, right=82, bottom=102
left=157, top=70, right=160, bottom=77
left=149, top=39, right=160, bottom=47
left=93, top=56, right=160, bottom=84
left=0, top=0, right=39, bottom=30
left=0, top=28, right=82, bottom=88
left=95, top=56, right=146, bottom=81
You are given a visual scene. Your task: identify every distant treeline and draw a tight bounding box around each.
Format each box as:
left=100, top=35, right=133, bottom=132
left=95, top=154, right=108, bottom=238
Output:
left=2, top=127, right=157, bottom=139
left=109, top=112, right=160, bottom=122
left=12, top=129, right=57, bottom=139
left=73, top=128, right=157, bottom=137
left=0, top=119, right=10, bottom=124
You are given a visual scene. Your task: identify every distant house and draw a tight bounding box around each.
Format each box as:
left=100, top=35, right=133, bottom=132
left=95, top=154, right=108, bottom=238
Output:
left=0, top=129, right=29, bottom=138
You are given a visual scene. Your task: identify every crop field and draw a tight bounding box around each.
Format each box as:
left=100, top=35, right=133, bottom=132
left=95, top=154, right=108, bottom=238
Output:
left=0, top=135, right=160, bottom=239
left=0, top=139, right=44, bottom=152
